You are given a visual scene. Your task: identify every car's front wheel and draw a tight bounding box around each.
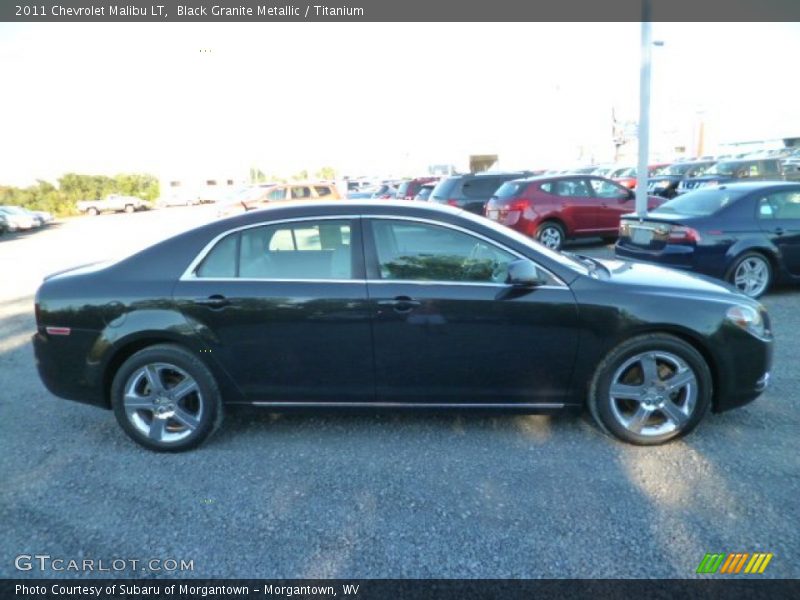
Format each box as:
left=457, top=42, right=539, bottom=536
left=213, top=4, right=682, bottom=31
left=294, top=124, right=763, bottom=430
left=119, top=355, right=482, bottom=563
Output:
left=111, top=344, right=223, bottom=451
left=588, top=334, right=712, bottom=445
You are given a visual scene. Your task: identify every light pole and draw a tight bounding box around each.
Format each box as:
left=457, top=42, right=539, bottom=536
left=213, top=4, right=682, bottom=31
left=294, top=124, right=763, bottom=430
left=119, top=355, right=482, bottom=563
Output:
left=634, top=0, right=652, bottom=218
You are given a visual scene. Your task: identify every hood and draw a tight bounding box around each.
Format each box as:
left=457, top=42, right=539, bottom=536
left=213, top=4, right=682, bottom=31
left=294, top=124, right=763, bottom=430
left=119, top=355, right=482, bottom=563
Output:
left=596, top=258, right=742, bottom=298
left=683, top=175, right=733, bottom=183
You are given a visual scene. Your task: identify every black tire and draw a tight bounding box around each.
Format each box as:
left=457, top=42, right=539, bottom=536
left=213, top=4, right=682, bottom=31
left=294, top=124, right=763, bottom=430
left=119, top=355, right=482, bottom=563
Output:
left=535, top=221, right=565, bottom=251
left=111, top=344, right=223, bottom=452
left=726, top=252, right=773, bottom=298
left=124, top=204, right=135, bottom=213
left=87, top=207, right=99, bottom=216
left=588, top=334, right=712, bottom=445
left=602, top=236, right=617, bottom=245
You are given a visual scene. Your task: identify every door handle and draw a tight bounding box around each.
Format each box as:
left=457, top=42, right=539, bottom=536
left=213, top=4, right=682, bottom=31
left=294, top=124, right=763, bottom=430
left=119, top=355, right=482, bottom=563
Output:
left=378, top=296, right=421, bottom=312
left=193, top=294, right=231, bottom=309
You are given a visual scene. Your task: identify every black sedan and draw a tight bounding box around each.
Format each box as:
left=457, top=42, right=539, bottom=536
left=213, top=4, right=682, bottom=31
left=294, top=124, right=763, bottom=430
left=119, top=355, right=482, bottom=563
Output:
left=646, top=160, right=716, bottom=199
left=616, top=182, right=800, bottom=297
left=33, top=201, right=773, bottom=451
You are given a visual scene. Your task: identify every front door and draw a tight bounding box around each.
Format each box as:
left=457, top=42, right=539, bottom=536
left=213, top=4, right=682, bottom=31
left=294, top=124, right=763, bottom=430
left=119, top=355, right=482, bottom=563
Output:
left=757, top=188, right=800, bottom=277
left=588, top=177, right=636, bottom=232
left=173, top=217, right=374, bottom=403
left=364, top=218, right=580, bottom=405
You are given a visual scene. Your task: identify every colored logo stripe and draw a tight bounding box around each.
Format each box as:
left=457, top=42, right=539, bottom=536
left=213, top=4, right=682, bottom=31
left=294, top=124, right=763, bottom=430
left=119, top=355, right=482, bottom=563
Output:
left=697, top=553, right=773, bottom=574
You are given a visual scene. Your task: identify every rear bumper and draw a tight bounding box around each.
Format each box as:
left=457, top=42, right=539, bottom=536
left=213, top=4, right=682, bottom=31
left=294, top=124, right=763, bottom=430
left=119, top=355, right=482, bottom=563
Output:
left=32, top=331, right=107, bottom=408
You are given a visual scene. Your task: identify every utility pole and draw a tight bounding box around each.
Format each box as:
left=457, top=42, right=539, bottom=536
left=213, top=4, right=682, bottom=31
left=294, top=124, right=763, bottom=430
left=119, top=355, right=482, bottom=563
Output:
left=635, top=0, right=652, bottom=217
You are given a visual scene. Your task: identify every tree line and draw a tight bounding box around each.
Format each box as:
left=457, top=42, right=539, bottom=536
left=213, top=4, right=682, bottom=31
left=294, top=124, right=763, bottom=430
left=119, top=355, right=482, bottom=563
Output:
left=0, top=173, right=160, bottom=216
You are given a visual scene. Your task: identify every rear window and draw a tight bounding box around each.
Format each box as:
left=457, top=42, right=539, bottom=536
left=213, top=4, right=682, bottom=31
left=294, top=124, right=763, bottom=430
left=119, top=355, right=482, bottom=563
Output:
left=652, top=188, right=747, bottom=217
left=494, top=181, right=524, bottom=198
left=396, top=181, right=411, bottom=196
left=430, top=177, right=460, bottom=201
left=462, top=177, right=503, bottom=198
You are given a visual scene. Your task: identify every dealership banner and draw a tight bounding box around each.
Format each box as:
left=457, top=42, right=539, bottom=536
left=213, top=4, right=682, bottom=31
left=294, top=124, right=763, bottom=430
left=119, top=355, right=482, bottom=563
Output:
left=2, top=0, right=800, bottom=22
left=4, top=579, right=800, bottom=599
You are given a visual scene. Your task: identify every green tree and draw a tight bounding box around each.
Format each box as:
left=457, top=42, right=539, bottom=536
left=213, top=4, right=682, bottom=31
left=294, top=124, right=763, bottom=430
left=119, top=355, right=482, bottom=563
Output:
left=315, top=166, right=336, bottom=181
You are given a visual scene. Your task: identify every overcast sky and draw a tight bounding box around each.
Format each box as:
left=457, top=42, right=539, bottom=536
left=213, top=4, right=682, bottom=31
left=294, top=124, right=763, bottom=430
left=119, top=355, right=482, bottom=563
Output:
left=0, top=22, right=798, bottom=185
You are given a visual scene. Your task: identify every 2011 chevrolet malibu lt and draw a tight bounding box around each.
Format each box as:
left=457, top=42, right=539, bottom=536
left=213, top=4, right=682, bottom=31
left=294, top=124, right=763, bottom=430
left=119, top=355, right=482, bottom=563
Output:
left=33, top=201, right=773, bottom=451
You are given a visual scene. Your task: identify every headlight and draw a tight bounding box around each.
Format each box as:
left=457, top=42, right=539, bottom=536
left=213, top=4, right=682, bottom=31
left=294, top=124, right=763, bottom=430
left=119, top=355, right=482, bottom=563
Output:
left=726, top=305, right=768, bottom=338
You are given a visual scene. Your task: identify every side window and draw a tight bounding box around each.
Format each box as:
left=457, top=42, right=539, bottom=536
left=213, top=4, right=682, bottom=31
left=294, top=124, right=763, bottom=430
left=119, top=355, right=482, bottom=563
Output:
left=539, top=182, right=554, bottom=194
left=267, top=188, right=287, bottom=201
left=761, top=191, right=800, bottom=220
left=195, top=233, right=238, bottom=278
left=555, top=179, right=591, bottom=197
left=314, top=185, right=332, bottom=197
left=589, top=178, right=628, bottom=199
left=195, top=220, right=353, bottom=280
left=762, top=161, right=780, bottom=177
left=371, top=220, right=517, bottom=283
left=291, top=186, right=312, bottom=199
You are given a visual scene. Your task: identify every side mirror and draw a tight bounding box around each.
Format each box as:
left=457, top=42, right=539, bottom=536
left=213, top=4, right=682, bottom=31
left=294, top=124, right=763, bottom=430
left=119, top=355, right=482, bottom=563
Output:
left=507, top=259, right=548, bottom=287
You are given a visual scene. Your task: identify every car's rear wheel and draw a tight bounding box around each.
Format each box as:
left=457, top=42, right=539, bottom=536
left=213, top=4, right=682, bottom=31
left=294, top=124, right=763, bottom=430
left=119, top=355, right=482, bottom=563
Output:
left=536, top=221, right=565, bottom=251
left=728, top=252, right=772, bottom=298
left=111, top=344, right=222, bottom=452
left=87, top=207, right=98, bottom=216
left=588, top=334, right=712, bottom=445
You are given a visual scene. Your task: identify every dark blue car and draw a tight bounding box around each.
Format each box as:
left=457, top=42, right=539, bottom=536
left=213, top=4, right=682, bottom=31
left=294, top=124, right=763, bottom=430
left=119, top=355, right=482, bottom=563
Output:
left=615, top=182, right=800, bottom=297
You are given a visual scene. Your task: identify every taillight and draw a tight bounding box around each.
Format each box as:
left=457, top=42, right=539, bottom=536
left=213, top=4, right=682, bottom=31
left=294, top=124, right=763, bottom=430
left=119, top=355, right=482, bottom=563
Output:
left=668, top=225, right=701, bottom=243
left=507, top=198, right=530, bottom=212
left=447, top=199, right=459, bottom=207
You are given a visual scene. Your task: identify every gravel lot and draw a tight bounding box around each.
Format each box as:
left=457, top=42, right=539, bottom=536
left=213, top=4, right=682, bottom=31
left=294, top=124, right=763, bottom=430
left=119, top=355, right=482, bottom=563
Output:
left=0, top=207, right=798, bottom=579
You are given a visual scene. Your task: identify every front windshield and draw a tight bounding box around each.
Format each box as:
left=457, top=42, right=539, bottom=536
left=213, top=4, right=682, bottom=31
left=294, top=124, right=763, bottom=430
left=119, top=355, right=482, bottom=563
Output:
left=652, top=188, right=746, bottom=216
left=702, top=161, right=742, bottom=176
left=662, top=163, right=695, bottom=176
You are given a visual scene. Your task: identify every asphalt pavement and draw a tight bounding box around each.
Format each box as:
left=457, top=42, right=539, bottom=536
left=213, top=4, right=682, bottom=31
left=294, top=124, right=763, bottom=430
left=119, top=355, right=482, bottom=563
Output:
left=0, top=207, right=797, bottom=578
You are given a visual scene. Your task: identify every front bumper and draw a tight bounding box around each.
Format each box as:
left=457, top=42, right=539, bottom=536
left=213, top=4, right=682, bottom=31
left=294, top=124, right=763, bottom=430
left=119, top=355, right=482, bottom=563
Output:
left=711, top=325, right=773, bottom=413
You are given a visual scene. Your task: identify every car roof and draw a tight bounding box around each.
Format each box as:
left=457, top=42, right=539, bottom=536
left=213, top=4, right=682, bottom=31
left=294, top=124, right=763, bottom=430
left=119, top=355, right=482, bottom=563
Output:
left=711, top=181, right=800, bottom=192
left=508, top=174, right=614, bottom=184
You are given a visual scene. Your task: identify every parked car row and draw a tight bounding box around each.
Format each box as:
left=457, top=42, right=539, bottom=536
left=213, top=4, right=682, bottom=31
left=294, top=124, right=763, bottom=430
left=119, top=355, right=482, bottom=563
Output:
left=0, top=205, right=54, bottom=236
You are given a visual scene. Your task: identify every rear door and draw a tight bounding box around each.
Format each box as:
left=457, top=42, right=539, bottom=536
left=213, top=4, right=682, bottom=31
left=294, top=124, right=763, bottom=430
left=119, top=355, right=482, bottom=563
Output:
left=757, top=188, right=800, bottom=277
left=173, top=216, right=374, bottom=403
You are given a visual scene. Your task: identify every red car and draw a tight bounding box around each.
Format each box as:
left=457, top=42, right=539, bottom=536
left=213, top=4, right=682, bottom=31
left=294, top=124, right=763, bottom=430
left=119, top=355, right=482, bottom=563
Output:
left=484, top=175, right=665, bottom=250
left=395, top=177, right=439, bottom=200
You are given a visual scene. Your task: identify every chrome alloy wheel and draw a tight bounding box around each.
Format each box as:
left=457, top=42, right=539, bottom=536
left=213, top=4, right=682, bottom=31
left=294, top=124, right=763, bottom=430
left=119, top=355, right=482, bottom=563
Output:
left=733, top=255, right=770, bottom=298
left=608, top=351, right=698, bottom=438
left=538, top=225, right=562, bottom=250
left=122, top=363, right=203, bottom=443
